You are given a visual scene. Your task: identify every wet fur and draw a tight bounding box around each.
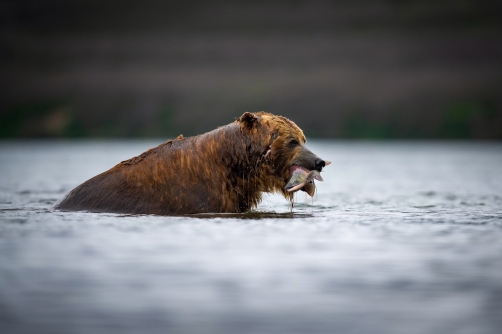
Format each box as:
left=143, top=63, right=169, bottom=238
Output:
left=55, top=112, right=313, bottom=215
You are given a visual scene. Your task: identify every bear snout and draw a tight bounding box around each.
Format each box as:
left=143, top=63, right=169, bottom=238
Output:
left=313, top=158, right=325, bottom=171
left=290, top=147, right=326, bottom=172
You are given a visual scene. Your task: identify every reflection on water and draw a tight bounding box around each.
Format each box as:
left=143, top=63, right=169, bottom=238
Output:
left=190, top=212, right=309, bottom=219
left=0, top=140, right=501, bottom=334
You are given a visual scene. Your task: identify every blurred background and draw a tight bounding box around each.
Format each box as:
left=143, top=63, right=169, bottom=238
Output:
left=1, top=0, right=501, bottom=139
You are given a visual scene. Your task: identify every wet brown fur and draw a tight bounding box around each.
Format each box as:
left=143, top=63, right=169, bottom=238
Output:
left=55, top=112, right=316, bottom=215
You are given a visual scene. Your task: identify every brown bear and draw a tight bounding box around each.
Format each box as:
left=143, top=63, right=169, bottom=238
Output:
left=55, top=112, right=328, bottom=215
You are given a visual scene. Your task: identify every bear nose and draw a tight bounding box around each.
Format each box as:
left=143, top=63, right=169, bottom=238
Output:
left=314, top=158, right=325, bottom=171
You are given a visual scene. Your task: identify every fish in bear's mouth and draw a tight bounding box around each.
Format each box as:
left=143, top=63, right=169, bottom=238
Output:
left=284, top=165, right=326, bottom=197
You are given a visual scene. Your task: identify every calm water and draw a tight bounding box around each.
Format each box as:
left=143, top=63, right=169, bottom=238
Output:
left=1, top=140, right=501, bottom=334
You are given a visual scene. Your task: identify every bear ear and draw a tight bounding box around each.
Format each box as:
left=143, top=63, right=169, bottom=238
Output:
left=238, top=112, right=258, bottom=129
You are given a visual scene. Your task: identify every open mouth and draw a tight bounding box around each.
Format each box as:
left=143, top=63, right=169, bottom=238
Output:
left=284, top=165, right=323, bottom=197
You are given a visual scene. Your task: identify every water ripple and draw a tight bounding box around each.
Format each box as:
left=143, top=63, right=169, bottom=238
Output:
left=1, top=140, right=501, bottom=334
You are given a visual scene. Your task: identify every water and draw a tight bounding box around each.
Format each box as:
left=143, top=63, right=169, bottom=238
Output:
left=1, top=140, right=501, bottom=334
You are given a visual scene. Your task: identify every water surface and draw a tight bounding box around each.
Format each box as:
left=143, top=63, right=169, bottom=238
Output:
left=1, top=140, right=501, bottom=334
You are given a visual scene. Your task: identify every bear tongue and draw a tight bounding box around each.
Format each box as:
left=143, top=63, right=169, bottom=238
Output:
left=290, top=165, right=310, bottom=175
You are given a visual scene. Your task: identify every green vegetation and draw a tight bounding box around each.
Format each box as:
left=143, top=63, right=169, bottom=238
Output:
left=0, top=101, right=178, bottom=139
left=440, top=101, right=498, bottom=139
left=2, top=99, right=499, bottom=139
left=0, top=101, right=85, bottom=138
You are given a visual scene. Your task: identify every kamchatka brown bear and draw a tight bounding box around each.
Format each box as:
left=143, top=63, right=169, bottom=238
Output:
left=55, top=112, right=328, bottom=215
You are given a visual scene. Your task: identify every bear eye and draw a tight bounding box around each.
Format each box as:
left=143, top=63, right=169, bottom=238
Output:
left=288, top=139, right=298, bottom=147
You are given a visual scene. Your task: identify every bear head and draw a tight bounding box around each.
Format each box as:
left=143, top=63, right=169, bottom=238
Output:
left=237, top=111, right=328, bottom=200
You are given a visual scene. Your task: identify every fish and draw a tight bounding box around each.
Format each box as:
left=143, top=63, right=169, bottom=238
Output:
left=284, top=166, right=324, bottom=197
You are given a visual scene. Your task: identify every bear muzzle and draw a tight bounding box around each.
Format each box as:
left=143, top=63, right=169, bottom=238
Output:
left=284, top=156, right=331, bottom=197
